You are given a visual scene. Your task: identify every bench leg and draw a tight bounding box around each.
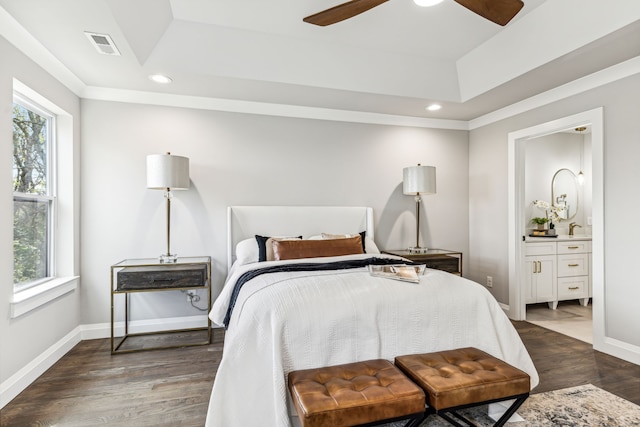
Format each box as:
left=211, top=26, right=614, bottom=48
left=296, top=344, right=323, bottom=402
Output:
left=492, top=395, right=528, bottom=427
left=432, top=393, right=530, bottom=427
left=403, top=413, right=427, bottom=427
left=438, top=412, right=472, bottom=427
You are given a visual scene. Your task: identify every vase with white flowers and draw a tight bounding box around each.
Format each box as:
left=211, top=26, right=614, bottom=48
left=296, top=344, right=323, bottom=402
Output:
left=531, top=200, right=566, bottom=233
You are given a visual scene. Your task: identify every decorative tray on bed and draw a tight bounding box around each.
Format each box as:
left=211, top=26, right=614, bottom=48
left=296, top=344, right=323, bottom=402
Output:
left=368, top=264, right=426, bottom=283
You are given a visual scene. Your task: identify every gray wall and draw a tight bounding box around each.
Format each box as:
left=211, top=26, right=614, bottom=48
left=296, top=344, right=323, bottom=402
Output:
left=469, top=73, right=640, bottom=349
left=79, top=100, right=470, bottom=325
left=0, top=36, right=81, bottom=384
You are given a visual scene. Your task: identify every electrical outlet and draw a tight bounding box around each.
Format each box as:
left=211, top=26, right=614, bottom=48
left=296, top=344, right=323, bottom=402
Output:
left=486, top=276, right=493, bottom=288
left=186, top=290, right=196, bottom=302
left=186, top=290, right=201, bottom=303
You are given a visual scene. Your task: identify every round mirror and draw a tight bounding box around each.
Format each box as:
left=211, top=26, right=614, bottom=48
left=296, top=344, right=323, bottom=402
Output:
left=551, top=168, right=578, bottom=221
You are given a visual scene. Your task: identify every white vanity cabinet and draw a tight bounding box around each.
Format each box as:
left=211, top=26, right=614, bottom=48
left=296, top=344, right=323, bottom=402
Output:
left=524, top=238, right=591, bottom=309
left=524, top=242, right=557, bottom=307
left=556, top=241, right=591, bottom=307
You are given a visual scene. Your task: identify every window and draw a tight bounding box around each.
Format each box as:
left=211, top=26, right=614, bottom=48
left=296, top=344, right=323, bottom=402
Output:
left=12, top=94, right=56, bottom=291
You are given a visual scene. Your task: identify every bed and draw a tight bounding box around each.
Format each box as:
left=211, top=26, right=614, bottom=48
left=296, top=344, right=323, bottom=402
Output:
left=205, top=206, right=538, bottom=427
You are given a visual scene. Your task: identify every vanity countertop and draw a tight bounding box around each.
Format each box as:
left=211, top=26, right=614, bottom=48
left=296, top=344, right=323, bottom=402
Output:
left=526, top=235, right=592, bottom=242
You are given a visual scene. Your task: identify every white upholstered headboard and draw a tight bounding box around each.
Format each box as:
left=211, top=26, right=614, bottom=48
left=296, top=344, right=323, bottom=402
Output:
left=227, top=206, right=374, bottom=269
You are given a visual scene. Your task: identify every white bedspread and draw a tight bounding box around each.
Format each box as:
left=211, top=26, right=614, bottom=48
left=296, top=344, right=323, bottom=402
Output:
left=206, top=254, right=539, bottom=427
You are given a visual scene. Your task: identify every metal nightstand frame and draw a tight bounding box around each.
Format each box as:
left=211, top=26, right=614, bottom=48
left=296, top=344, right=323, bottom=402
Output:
left=110, top=256, right=212, bottom=354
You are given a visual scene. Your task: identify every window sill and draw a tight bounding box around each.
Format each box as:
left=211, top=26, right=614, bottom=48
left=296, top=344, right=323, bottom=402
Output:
left=11, top=276, right=79, bottom=318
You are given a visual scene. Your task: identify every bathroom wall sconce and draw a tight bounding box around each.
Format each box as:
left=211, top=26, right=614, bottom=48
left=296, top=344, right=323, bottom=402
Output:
left=575, top=126, right=586, bottom=185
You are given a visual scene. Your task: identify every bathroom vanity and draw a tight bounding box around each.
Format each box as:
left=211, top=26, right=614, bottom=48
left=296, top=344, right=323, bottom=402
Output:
left=524, top=235, right=591, bottom=309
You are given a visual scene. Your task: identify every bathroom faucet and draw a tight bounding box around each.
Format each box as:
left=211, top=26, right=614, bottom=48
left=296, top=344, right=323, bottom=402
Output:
left=569, top=222, right=582, bottom=236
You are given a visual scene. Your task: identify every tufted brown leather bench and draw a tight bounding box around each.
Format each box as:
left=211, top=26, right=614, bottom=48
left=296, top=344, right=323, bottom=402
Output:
left=288, top=359, right=425, bottom=427
left=395, top=347, right=530, bottom=427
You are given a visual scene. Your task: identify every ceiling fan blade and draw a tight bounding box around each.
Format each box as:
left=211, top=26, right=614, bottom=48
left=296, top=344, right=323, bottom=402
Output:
left=454, top=0, right=524, bottom=26
left=304, top=0, right=389, bottom=26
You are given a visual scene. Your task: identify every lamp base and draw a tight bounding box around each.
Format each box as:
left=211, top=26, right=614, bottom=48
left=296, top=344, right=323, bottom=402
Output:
left=159, top=253, right=178, bottom=263
left=408, top=246, right=430, bottom=254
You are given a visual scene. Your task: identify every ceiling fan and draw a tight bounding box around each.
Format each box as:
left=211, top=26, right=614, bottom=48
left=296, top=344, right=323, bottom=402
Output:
left=304, top=0, right=524, bottom=27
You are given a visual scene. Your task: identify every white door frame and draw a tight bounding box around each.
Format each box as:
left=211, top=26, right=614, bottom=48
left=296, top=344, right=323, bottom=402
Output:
left=507, top=108, right=605, bottom=351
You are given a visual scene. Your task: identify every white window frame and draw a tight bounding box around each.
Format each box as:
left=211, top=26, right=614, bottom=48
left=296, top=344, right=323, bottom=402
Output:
left=12, top=93, right=57, bottom=292
left=10, top=80, right=78, bottom=318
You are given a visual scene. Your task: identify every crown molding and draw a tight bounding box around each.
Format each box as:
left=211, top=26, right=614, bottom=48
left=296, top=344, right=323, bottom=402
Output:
left=81, top=86, right=470, bottom=130
left=82, top=54, right=640, bottom=131
left=469, top=55, right=640, bottom=130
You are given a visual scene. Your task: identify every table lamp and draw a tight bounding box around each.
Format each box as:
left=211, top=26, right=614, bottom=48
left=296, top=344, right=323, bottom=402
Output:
left=403, top=164, right=436, bottom=253
left=146, top=152, right=190, bottom=263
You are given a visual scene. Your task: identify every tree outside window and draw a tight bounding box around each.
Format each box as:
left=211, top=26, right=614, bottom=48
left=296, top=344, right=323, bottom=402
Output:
left=12, top=97, right=55, bottom=289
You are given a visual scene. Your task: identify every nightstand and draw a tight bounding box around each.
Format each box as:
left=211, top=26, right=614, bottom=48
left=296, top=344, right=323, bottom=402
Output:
left=382, top=249, right=463, bottom=276
left=110, top=256, right=212, bottom=354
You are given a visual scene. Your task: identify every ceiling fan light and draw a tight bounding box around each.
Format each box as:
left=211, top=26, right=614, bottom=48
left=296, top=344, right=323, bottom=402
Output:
left=414, top=0, right=443, bottom=7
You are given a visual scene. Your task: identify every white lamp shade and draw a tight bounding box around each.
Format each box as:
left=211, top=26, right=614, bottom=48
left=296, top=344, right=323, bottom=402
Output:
left=146, top=153, right=190, bottom=190
left=403, top=165, right=436, bottom=195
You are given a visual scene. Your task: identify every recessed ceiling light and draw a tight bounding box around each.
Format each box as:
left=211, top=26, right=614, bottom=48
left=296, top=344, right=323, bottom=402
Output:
left=148, top=74, right=173, bottom=84
left=426, top=104, right=442, bottom=111
left=414, top=0, right=443, bottom=7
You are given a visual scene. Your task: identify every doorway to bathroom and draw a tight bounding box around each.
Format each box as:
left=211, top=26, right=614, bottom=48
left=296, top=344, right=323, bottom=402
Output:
left=507, top=108, right=604, bottom=350
left=522, top=126, right=593, bottom=343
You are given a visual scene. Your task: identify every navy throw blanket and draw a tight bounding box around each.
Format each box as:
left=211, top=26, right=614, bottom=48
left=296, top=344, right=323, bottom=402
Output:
left=223, top=257, right=415, bottom=329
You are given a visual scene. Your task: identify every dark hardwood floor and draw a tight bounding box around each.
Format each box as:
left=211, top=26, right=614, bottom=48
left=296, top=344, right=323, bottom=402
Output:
left=513, top=321, right=640, bottom=405
left=0, top=330, right=224, bottom=427
left=1, top=323, right=638, bottom=426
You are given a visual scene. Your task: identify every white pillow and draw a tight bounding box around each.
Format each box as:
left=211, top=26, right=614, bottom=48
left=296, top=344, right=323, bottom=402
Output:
left=235, top=235, right=304, bottom=265
left=235, top=238, right=259, bottom=265
left=364, top=237, right=380, bottom=254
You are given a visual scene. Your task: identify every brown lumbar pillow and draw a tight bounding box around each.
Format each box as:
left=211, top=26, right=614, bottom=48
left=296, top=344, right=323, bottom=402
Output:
left=272, top=235, right=364, bottom=261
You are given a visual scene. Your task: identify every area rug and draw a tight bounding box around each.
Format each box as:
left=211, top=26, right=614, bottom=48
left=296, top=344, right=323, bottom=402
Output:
left=388, top=384, right=640, bottom=426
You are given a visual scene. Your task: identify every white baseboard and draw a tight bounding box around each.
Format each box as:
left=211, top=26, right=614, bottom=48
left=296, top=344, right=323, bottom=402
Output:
left=499, top=302, right=511, bottom=316
left=0, top=315, right=211, bottom=410
left=79, top=321, right=111, bottom=340
left=597, top=337, right=640, bottom=366
left=0, top=326, right=82, bottom=408
left=79, top=315, right=210, bottom=340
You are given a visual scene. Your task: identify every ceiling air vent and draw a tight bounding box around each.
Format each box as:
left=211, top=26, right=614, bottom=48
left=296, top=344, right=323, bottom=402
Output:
left=84, top=31, right=121, bottom=56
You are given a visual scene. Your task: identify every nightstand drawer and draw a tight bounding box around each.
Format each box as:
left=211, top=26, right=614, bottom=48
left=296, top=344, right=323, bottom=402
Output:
left=116, top=264, right=207, bottom=291
left=419, top=255, right=460, bottom=274
left=382, top=249, right=462, bottom=276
